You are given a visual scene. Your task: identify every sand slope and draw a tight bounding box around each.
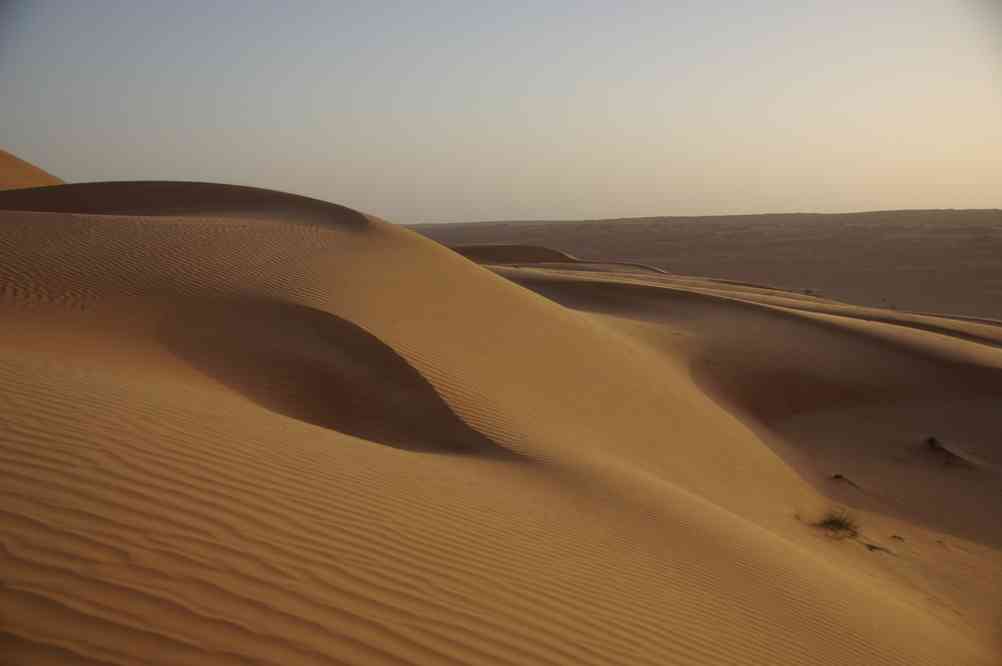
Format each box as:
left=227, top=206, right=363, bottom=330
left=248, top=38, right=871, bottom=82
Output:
left=0, top=149, right=63, bottom=190
left=1, top=182, right=1000, bottom=664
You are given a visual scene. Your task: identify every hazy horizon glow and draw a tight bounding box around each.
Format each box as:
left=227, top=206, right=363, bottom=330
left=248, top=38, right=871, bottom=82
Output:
left=3, top=1, right=1000, bottom=222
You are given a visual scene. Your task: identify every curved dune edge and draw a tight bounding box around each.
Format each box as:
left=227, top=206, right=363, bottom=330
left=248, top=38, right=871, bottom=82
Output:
left=451, top=243, right=670, bottom=275
left=0, top=180, right=372, bottom=228
left=1, top=182, right=999, bottom=664
left=450, top=244, right=581, bottom=264
left=0, top=149, right=63, bottom=190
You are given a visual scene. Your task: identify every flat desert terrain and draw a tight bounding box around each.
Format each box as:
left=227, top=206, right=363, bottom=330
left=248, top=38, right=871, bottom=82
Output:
left=413, top=211, right=1002, bottom=321
left=2, top=150, right=1000, bottom=664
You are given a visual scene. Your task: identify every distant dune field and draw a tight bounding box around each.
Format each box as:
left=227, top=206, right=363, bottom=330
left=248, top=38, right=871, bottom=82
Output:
left=413, top=211, right=1002, bottom=321
left=1, top=151, right=1000, bottom=664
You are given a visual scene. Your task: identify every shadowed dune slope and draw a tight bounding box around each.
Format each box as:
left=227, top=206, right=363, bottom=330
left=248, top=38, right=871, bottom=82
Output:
left=1, top=182, right=1000, bottom=664
left=0, top=180, right=369, bottom=228
left=0, top=149, right=63, bottom=190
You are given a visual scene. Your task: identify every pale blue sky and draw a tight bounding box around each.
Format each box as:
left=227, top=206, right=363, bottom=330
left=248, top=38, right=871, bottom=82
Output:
left=2, top=1, right=1000, bottom=222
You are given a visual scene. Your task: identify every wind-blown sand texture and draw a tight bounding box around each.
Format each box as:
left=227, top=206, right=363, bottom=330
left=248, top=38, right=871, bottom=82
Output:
left=0, top=149, right=63, bottom=191
left=1, top=156, right=1000, bottom=664
left=412, top=211, right=1002, bottom=321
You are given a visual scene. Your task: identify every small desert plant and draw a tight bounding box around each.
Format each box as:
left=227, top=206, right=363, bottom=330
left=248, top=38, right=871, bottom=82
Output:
left=815, top=509, right=858, bottom=537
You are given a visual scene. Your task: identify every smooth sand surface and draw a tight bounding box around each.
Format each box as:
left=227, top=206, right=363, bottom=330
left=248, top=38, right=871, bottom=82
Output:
left=1, top=159, right=1000, bottom=663
left=413, top=211, right=1002, bottom=321
left=0, top=149, right=63, bottom=191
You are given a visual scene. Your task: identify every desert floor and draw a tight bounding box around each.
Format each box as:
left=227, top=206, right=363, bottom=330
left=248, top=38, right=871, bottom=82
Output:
left=413, top=211, right=1002, bottom=321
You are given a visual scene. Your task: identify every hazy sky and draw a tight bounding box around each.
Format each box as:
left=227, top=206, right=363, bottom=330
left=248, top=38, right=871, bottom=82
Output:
left=2, top=1, right=1000, bottom=222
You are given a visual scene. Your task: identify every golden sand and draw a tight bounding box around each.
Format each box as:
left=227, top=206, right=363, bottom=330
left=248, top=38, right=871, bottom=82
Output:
left=2, top=152, right=999, bottom=664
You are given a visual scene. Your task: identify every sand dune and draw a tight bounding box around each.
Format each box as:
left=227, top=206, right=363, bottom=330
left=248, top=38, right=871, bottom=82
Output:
left=496, top=264, right=1002, bottom=546
left=1, top=170, right=1000, bottom=663
left=451, top=244, right=668, bottom=276
left=450, top=244, right=580, bottom=264
left=0, top=149, right=63, bottom=191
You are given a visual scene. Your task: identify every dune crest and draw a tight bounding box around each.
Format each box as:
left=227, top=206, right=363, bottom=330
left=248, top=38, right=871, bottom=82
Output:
left=1, top=181, right=999, bottom=664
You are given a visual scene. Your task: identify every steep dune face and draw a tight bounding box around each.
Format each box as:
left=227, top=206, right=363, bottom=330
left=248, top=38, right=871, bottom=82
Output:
left=0, top=149, right=63, bottom=190
left=1, top=184, right=999, bottom=664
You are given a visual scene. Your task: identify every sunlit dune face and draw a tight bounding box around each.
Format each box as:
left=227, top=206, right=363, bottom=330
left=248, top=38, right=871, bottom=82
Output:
left=0, top=149, right=63, bottom=190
